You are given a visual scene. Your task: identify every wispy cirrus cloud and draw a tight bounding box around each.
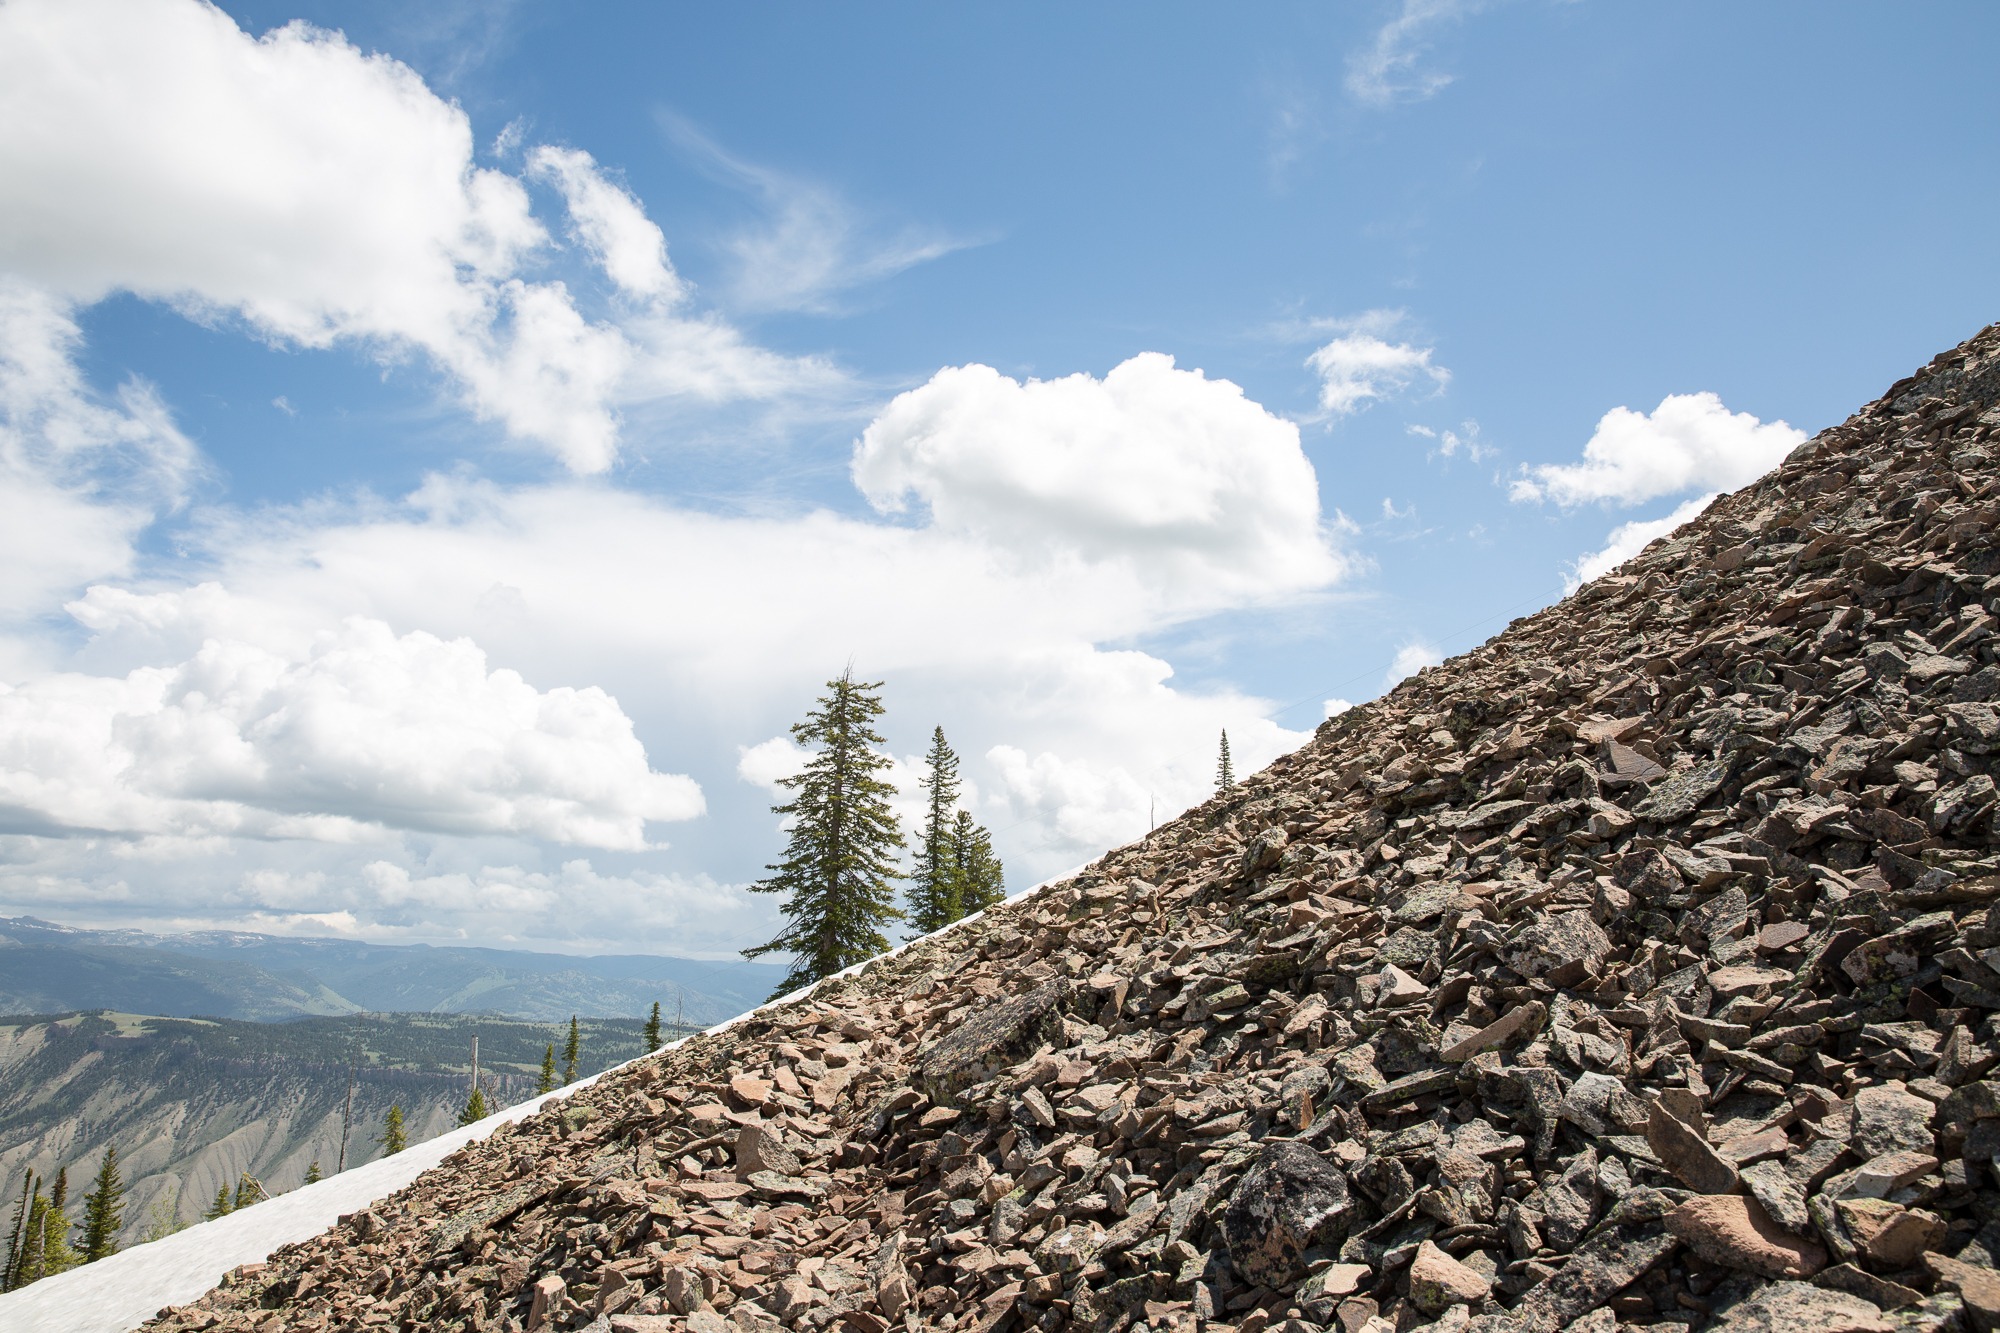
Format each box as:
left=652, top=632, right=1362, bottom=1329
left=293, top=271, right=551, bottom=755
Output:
left=1347, top=0, right=1485, bottom=108
left=659, top=113, right=981, bottom=316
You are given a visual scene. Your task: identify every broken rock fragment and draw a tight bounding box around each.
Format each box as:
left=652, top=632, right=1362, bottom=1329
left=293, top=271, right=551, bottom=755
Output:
left=1646, top=1098, right=1740, bottom=1194
left=1221, top=1140, right=1353, bottom=1287
left=1407, top=1240, right=1491, bottom=1314
left=1665, top=1194, right=1827, bottom=1279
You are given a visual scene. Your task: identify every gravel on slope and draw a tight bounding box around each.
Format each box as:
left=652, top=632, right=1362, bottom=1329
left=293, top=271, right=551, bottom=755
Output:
left=137, top=325, right=2000, bottom=1333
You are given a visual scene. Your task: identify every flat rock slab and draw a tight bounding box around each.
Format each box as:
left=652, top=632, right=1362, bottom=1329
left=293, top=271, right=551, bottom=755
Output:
left=1666, top=1194, right=1826, bottom=1279
left=1927, top=1252, right=2000, bottom=1333
left=1836, top=1198, right=1945, bottom=1269
left=1441, top=1002, right=1545, bottom=1062
left=1507, top=1222, right=1678, bottom=1333
left=1852, top=1086, right=1938, bottom=1159
left=1708, top=1281, right=1892, bottom=1333
left=915, top=979, right=1069, bottom=1106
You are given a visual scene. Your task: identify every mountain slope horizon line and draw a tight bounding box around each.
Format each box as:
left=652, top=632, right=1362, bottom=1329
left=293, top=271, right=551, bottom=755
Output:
left=0, top=914, right=790, bottom=1025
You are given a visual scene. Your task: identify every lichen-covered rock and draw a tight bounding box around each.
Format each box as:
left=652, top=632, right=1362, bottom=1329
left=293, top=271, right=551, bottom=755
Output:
left=1852, top=1085, right=1937, bottom=1159
left=1220, top=1140, right=1352, bottom=1287
left=914, top=978, right=1067, bottom=1106
left=1707, top=1280, right=1893, bottom=1333
left=1506, top=910, right=1611, bottom=984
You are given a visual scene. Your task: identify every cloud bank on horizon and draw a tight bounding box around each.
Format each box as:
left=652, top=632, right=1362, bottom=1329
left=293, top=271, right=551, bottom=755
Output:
left=0, top=0, right=1851, bottom=957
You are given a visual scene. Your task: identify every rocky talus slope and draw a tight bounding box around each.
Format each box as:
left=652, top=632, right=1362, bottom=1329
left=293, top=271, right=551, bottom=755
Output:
left=146, top=329, right=2000, bottom=1333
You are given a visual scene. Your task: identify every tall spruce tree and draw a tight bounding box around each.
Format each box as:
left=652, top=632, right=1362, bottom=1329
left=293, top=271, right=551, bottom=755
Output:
left=4, top=1170, right=34, bottom=1291
left=743, top=669, right=905, bottom=997
left=907, top=727, right=964, bottom=935
left=562, top=1017, right=580, bottom=1085
left=537, top=1043, right=558, bottom=1094
left=1216, top=729, right=1235, bottom=791
left=38, top=1168, right=76, bottom=1278
left=14, top=1184, right=48, bottom=1288
left=644, top=1001, right=662, bottom=1052
left=79, top=1147, right=124, bottom=1263
left=377, top=1105, right=407, bottom=1156
left=949, top=809, right=1007, bottom=917
left=457, top=1086, right=489, bottom=1126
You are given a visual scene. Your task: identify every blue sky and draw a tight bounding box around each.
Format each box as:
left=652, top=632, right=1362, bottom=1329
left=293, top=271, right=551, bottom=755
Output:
left=0, top=0, right=1994, bottom=957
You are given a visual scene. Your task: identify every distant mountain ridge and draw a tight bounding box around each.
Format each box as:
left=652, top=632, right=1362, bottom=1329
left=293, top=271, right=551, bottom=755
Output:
left=0, top=1010, right=648, bottom=1246
left=0, top=916, right=787, bottom=1024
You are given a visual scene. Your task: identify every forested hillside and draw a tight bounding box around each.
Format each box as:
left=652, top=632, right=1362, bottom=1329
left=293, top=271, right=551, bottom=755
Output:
left=0, top=1011, right=650, bottom=1248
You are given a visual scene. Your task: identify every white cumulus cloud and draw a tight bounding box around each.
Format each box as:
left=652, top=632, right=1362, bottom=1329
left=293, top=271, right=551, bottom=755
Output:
left=853, top=353, right=1347, bottom=609
left=0, top=614, right=701, bottom=848
left=0, top=331, right=1353, bottom=942
left=1567, top=493, right=1716, bottom=591
left=528, top=146, right=683, bottom=302
left=1305, top=323, right=1449, bottom=416
left=736, top=736, right=809, bottom=797
left=1384, top=639, right=1443, bottom=689
left=0, top=281, right=197, bottom=627
left=1511, top=392, right=1805, bottom=509
left=0, top=0, right=829, bottom=474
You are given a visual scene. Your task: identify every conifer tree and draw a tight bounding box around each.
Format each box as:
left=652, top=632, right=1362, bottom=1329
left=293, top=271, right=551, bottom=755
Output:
left=79, top=1147, right=124, bottom=1263
left=457, top=1086, right=489, bottom=1126
left=743, top=669, right=905, bottom=997
left=3, top=1170, right=34, bottom=1291
left=949, top=809, right=1007, bottom=917
left=1216, top=730, right=1235, bottom=791
left=644, top=1001, right=661, bottom=1052
left=562, top=1016, right=580, bottom=1085
left=377, top=1104, right=407, bottom=1156
left=231, top=1174, right=262, bottom=1210
left=537, top=1043, right=557, bottom=1094
left=907, top=727, right=963, bottom=935
left=303, top=1160, right=322, bottom=1186
left=40, top=1167, right=76, bottom=1277
left=15, top=1186, right=48, bottom=1287
left=204, top=1184, right=233, bottom=1221
left=31, top=1160, right=72, bottom=1280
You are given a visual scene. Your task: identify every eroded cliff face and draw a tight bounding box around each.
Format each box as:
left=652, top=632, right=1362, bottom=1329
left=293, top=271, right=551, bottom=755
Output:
left=145, top=326, right=2000, bottom=1333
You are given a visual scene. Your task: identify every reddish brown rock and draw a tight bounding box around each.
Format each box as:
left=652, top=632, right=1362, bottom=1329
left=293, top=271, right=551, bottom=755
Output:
left=1836, top=1199, right=1946, bottom=1270
left=1407, top=1240, right=1491, bottom=1314
left=1666, top=1194, right=1827, bottom=1279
